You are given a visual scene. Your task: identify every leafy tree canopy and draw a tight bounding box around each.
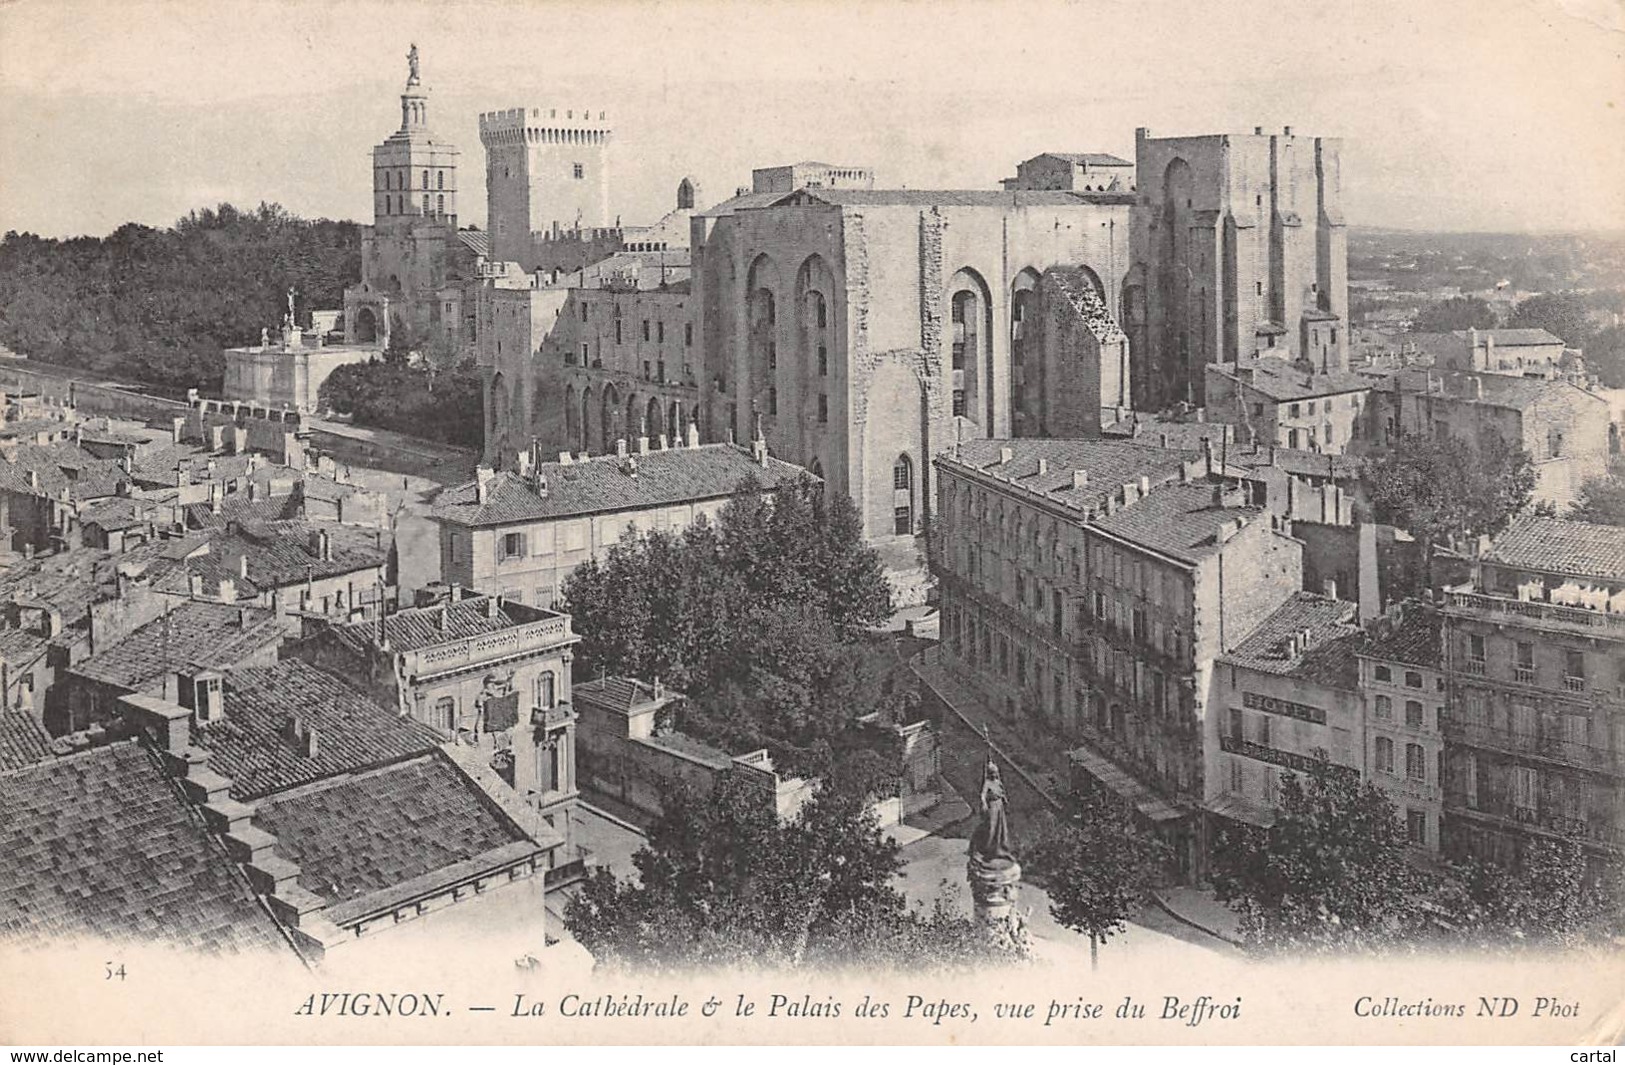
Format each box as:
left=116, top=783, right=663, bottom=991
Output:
left=1569, top=458, right=1625, bottom=527
left=1366, top=431, right=1536, bottom=554
left=1509, top=290, right=1597, bottom=348
left=1210, top=762, right=1426, bottom=954
left=1023, top=792, right=1168, bottom=963
left=319, top=354, right=483, bottom=448
left=1410, top=296, right=1498, bottom=334
left=563, top=773, right=1025, bottom=972
left=562, top=480, right=897, bottom=777
left=0, top=203, right=360, bottom=397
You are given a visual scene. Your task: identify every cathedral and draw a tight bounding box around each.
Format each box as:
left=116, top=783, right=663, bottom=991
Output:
left=354, top=46, right=1353, bottom=589
left=343, top=46, right=486, bottom=354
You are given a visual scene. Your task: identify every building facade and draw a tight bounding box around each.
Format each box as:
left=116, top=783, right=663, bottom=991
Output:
left=1367, top=369, right=1612, bottom=509
left=290, top=590, right=582, bottom=845
left=430, top=436, right=808, bottom=609
left=932, top=437, right=1305, bottom=875
left=1205, top=356, right=1373, bottom=454
left=1355, top=603, right=1446, bottom=853
left=690, top=185, right=1136, bottom=548
left=1440, top=517, right=1624, bottom=869
left=1127, top=127, right=1349, bottom=410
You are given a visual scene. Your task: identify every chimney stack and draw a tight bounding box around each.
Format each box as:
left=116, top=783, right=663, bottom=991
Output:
left=1037, top=458, right=1048, bottom=476
left=1071, top=470, right=1089, bottom=490
left=999, top=446, right=1014, bottom=465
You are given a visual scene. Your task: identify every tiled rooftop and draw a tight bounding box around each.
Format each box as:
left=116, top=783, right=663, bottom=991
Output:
left=944, top=439, right=1271, bottom=565
left=1091, top=481, right=1270, bottom=565
left=193, top=660, right=442, bottom=800
left=1220, top=591, right=1361, bottom=690
left=1354, top=603, right=1441, bottom=668
left=1041, top=152, right=1133, bottom=166
left=430, top=443, right=809, bottom=528
left=72, top=600, right=283, bottom=695
left=0, top=442, right=130, bottom=502
left=1458, top=328, right=1563, bottom=346
left=0, top=710, right=52, bottom=772
left=1482, top=516, right=1625, bottom=582
left=783, top=188, right=1136, bottom=208
left=574, top=676, right=668, bottom=714
left=1216, top=356, right=1373, bottom=401
left=1225, top=443, right=1365, bottom=480
left=120, top=518, right=390, bottom=596
left=0, top=741, right=287, bottom=954
left=343, top=595, right=564, bottom=654
left=251, top=753, right=528, bottom=905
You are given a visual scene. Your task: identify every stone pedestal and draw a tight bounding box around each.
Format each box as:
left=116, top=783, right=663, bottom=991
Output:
left=968, top=854, right=1021, bottom=925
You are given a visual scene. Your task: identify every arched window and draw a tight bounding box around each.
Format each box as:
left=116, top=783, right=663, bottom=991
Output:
left=437, top=170, right=445, bottom=190
left=396, top=195, right=404, bottom=215
left=892, top=454, right=913, bottom=535
left=437, top=194, right=445, bottom=217
left=422, top=169, right=429, bottom=188
left=421, top=194, right=430, bottom=215
left=537, top=672, right=556, bottom=709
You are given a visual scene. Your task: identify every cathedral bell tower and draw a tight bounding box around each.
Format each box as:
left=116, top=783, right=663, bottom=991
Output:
left=371, top=43, right=459, bottom=230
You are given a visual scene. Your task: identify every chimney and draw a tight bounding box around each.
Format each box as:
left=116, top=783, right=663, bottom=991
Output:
left=1211, top=485, right=1224, bottom=507
left=475, top=465, right=495, bottom=504
left=615, top=438, right=628, bottom=458
left=188, top=572, right=204, bottom=598
left=1139, top=475, right=1150, bottom=496
left=999, top=446, right=1014, bottom=465
left=638, top=434, right=650, bottom=455
left=486, top=594, right=500, bottom=619
left=217, top=576, right=235, bottom=603
left=686, top=420, right=700, bottom=449
left=1037, top=458, right=1048, bottom=476
left=1323, top=576, right=1339, bottom=600
left=1071, top=470, right=1089, bottom=490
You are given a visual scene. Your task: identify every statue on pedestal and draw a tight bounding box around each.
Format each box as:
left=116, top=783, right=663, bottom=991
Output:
left=968, top=752, right=1022, bottom=924
left=406, top=44, right=420, bottom=86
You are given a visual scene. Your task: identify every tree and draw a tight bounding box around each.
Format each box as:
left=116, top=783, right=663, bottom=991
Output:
left=1442, top=839, right=1623, bottom=951
left=563, top=773, right=1024, bottom=972
left=1209, top=762, right=1425, bottom=955
left=1366, top=431, right=1536, bottom=584
left=562, top=480, right=901, bottom=776
left=1509, top=291, right=1596, bottom=347
left=1023, top=793, right=1168, bottom=968
left=1410, top=296, right=1498, bottom=334
left=0, top=203, right=360, bottom=398
left=1569, top=459, right=1625, bottom=527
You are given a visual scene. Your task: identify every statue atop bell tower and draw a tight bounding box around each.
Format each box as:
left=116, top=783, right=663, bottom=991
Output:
left=406, top=43, right=420, bottom=87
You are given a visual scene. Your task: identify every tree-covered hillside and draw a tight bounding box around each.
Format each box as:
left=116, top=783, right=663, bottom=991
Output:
left=0, top=203, right=360, bottom=396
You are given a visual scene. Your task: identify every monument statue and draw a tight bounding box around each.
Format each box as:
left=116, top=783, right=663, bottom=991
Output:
left=970, top=760, right=1016, bottom=864
left=967, top=754, right=1021, bottom=925
left=285, top=286, right=296, bottom=322
left=260, top=326, right=269, bottom=349
left=406, top=44, right=420, bottom=86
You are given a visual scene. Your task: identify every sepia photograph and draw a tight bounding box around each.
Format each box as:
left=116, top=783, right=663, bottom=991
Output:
left=0, top=0, right=1622, bottom=1049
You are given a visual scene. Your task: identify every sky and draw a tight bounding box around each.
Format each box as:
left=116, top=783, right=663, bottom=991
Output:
left=1, top=0, right=1622, bottom=239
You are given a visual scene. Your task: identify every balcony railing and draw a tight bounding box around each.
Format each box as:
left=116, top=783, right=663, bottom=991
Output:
left=1444, top=719, right=1618, bottom=772
left=1444, top=591, right=1625, bottom=636
left=1447, top=793, right=1623, bottom=850
left=403, top=615, right=576, bottom=677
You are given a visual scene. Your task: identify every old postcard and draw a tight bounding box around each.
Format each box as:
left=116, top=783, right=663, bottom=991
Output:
left=1, top=0, right=1623, bottom=1048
